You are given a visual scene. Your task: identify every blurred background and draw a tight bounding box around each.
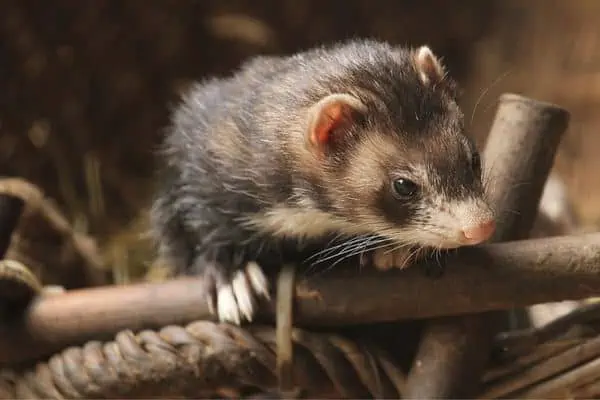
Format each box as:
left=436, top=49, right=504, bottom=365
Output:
left=0, top=0, right=598, bottom=282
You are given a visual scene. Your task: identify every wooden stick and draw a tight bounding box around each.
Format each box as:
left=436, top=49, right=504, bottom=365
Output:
left=1, top=231, right=600, bottom=366
left=403, top=93, right=571, bottom=398
left=479, top=334, right=600, bottom=398
left=0, top=193, right=24, bottom=258
left=516, top=355, right=600, bottom=399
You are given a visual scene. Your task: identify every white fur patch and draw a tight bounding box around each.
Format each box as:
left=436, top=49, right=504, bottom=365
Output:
left=215, top=262, right=270, bottom=325
left=242, top=206, right=367, bottom=239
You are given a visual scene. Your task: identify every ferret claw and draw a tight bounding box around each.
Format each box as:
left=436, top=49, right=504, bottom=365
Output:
left=217, top=285, right=241, bottom=325
left=206, top=293, right=216, bottom=316
left=232, top=270, right=255, bottom=322
left=246, top=261, right=270, bottom=300
left=214, top=262, right=270, bottom=325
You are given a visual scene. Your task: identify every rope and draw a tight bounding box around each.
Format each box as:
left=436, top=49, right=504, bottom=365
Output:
left=0, top=320, right=405, bottom=399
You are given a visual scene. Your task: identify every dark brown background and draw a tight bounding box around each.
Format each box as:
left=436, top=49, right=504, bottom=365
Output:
left=0, top=0, right=597, bottom=280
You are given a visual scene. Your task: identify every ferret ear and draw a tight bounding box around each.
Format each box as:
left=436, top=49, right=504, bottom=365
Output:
left=306, top=93, right=366, bottom=153
left=414, top=45, right=446, bottom=85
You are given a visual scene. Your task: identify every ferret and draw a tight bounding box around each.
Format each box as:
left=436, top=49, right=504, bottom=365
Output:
left=150, top=39, right=497, bottom=325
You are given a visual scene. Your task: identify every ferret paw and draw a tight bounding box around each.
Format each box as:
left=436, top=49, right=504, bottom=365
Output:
left=208, top=261, right=271, bottom=325
left=366, top=247, right=413, bottom=271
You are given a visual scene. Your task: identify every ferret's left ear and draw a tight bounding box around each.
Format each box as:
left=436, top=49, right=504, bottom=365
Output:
left=306, top=93, right=366, bottom=154
left=414, top=46, right=446, bottom=85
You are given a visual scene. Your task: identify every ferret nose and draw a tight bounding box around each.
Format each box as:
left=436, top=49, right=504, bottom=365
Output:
left=460, top=220, right=496, bottom=245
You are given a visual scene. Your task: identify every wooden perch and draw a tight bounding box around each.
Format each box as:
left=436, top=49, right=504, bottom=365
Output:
left=1, top=231, right=600, bottom=365
left=404, top=93, right=571, bottom=398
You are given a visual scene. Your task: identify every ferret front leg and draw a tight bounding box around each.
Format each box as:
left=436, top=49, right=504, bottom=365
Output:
left=192, top=254, right=271, bottom=325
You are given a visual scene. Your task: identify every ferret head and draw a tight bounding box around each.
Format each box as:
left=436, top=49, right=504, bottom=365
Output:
left=300, top=44, right=496, bottom=249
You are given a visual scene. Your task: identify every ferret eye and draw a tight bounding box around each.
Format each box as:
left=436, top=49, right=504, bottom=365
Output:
left=392, top=178, right=418, bottom=199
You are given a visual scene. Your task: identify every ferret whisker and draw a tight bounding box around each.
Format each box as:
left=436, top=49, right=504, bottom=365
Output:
left=383, top=241, right=413, bottom=255
left=369, top=240, right=405, bottom=255
left=481, top=171, right=495, bottom=194
left=508, top=181, right=534, bottom=191
left=312, top=233, right=354, bottom=255
left=305, top=237, right=395, bottom=278
left=489, top=207, right=521, bottom=227
left=240, top=230, right=265, bottom=246
left=313, top=239, right=396, bottom=277
left=304, top=235, right=375, bottom=264
left=324, top=231, right=351, bottom=246
left=407, top=246, right=423, bottom=265
left=309, top=236, right=390, bottom=267
left=434, top=246, right=443, bottom=266
left=501, top=208, right=521, bottom=216
left=469, top=69, right=512, bottom=127
left=303, top=236, right=374, bottom=273
left=482, top=160, right=532, bottom=194
left=317, top=234, right=372, bottom=255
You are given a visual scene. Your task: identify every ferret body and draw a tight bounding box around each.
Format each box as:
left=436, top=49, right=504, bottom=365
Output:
left=151, top=39, right=496, bottom=325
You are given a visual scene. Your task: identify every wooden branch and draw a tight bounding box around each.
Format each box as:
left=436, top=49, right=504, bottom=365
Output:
left=515, top=354, right=600, bottom=399
left=0, top=193, right=24, bottom=258
left=480, top=334, right=600, bottom=399
left=0, top=178, right=109, bottom=289
left=1, top=232, right=600, bottom=366
left=404, top=93, right=571, bottom=398
left=0, top=192, right=30, bottom=308
left=480, top=302, right=600, bottom=398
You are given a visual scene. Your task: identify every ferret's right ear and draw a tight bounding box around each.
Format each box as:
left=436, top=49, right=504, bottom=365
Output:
left=413, top=46, right=446, bottom=85
left=306, top=93, right=366, bottom=154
